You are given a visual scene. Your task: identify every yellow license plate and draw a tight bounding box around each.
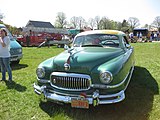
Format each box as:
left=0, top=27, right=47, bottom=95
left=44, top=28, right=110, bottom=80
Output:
left=71, top=98, right=89, bottom=109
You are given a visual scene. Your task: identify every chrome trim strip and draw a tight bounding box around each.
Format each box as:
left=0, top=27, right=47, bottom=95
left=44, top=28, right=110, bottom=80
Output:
left=10, top=54, right=23, bottom=61
left=48, top=89, right=94, bottom=97
left=11, top=54, right=22, bottom=57
left=51, top=72, right=91, bottom=79
left=124, top=65, right=134, bottom=91
left=33, top=83, right=125, bottom=105
left=99, top=90, right=125, bottom=104
left=91, top=66, right=134, bottom=89
left=37, top=78, right=50, bottom=83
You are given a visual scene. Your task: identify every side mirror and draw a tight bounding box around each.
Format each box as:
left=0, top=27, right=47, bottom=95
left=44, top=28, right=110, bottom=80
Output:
left=126, top=44, right=131, bottom=49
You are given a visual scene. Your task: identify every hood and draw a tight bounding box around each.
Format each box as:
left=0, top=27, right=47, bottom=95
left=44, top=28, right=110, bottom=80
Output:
left=53, top=47, right=124, bottom=74
left=10, top=39, right=22, bottom=49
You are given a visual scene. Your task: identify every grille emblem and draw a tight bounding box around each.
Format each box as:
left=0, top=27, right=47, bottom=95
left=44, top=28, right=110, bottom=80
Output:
left=64, top=63, right=70, bottom=71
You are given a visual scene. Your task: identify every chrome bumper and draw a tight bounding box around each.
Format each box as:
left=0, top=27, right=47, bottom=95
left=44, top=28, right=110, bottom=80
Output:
left=10, top=54, right=23, bottom=61
left=33, top=83, right=125, bottom=106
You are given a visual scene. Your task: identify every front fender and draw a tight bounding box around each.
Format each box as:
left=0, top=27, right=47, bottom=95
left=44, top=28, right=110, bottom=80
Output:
left=37, top=57, right=56, bottom=80
left=91, top=49, right=134, bottom=86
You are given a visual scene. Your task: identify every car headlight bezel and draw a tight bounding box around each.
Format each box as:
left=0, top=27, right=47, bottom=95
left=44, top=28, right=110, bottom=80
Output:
left=100, top=71, right=113, bottom=84
left=18, top=48, right=22, bottom=53
left=36, top=67, right=45, bottom=78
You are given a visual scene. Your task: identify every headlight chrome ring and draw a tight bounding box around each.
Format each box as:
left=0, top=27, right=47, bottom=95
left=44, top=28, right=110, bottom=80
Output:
left=18, top=48, right=22, bottom=53
left=36, top=67, right=45, bottom=78
left=100, top=71, right=113, bottom=84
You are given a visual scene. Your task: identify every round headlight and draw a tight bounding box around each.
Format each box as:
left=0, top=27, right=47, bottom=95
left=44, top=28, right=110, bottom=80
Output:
left=17, top=48, right=22, bottom=53
left=36, top=67, right=45, bottom=78
left=100, top=71, right=113, bottom=84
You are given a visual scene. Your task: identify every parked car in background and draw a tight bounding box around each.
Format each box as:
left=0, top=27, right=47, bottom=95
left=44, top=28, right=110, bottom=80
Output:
left=33, top=30, right=135, bottom=109
left=0, top=24, right=23, bottom=64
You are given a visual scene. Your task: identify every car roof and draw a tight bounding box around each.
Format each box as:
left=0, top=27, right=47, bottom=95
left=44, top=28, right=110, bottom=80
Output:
left=76, top=30, right=125, bottom=36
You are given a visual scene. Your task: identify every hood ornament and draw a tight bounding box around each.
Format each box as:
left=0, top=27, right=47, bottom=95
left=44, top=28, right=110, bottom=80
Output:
left=64, top=47, right=74, bottom=71
left=64, top=62, right=70, bottom=71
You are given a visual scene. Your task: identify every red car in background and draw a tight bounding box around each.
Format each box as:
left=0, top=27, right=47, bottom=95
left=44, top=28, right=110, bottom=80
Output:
left=17, top=32, right=62, bottom=47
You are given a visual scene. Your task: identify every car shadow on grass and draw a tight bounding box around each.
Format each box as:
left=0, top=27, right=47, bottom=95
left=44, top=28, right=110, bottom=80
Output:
left=4, top=80, right=27, bottom=92
left=39, top=66, right=159, bottom=120
left=11, top=63, right=28, bottom=71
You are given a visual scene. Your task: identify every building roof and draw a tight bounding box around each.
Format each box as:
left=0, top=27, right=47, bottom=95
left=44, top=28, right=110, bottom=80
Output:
left=26, top=20, right=54, bottom=28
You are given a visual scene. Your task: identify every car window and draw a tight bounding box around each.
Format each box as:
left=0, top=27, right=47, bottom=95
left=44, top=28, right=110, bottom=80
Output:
left=73, top=36, right=84, bottom=47
left=73, top=34, right=120, bottom=47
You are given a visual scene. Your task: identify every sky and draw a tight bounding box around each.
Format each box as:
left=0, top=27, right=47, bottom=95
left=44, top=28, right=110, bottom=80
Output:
left=0, top=0, right=160, bottom=28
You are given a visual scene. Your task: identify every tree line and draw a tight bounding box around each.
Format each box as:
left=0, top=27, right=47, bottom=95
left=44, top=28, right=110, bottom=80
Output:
left=0, top=11, right=160, bottom=35
left=55, top=12, right=160, bottom=32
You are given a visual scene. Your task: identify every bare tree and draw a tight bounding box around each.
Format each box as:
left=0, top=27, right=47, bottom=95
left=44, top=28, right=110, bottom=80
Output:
left=77, top=16, right=86, bottom=29
left=55, top=12, right=67, bottom=28
left=94, top=16, right=101, bottom=29
left=88, top=18, right=96, bottom=29
left=70, top=16, right=79, bottom=28
left=152, top=16, right=160, bottom=31
left=128, top=17, right=140, bottom=31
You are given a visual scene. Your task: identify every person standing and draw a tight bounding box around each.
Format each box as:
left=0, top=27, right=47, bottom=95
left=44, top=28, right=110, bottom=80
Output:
left=0, top=28, right=12, bottom=82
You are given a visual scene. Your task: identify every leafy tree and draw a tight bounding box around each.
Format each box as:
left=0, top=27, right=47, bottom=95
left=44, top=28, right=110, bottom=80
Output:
left=152, top=16, right=160, bottom=31
left=128, top=17, right=140, bottom=31
left=120, top=19, right=130, bottom=32
left=116, top=22, right=123, bottom=30
left=99, top=16, right=110, bottom=29
left=122, top=19, right=129, bottom=27
left=109, top=20, right=120, bottom=30
left=0, top=23, right=21, bottom=36
left=55, top=12, right=67, bottom=28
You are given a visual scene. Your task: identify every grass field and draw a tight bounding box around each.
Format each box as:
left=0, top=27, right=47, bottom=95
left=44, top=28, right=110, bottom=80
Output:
left=0, top=43, right=160, bottom=120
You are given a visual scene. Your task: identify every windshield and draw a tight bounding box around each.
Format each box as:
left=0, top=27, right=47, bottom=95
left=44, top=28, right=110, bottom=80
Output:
left=73, top=34, right=119, bottom=47
left=0, top=26, right=14, bottom=40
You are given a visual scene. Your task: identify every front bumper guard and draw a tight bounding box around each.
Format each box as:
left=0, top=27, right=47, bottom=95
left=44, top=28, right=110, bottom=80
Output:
left=33, top=83, right=125, bottom=106
left=10, top=54, right=23, bottom=62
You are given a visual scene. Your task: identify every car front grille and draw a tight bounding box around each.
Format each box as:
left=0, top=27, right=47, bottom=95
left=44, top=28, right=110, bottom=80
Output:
left=10, top=48, right=21, bottom=55
left=50, top=72, right=91, bottom=91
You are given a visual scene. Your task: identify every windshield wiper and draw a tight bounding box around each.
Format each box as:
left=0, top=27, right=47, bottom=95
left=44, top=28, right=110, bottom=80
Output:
left=81, top=44, right=103, bottom=47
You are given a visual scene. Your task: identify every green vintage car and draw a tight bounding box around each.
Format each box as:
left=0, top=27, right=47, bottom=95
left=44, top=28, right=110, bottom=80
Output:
left=34, top=30, right=135, bottom=109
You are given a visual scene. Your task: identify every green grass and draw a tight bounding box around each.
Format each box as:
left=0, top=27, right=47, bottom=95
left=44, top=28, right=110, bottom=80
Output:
left=0, top=43, right=160, bottom=120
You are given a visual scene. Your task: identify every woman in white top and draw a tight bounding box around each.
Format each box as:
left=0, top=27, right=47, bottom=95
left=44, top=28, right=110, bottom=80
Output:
left=0, top=28, right=12, bottom=82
